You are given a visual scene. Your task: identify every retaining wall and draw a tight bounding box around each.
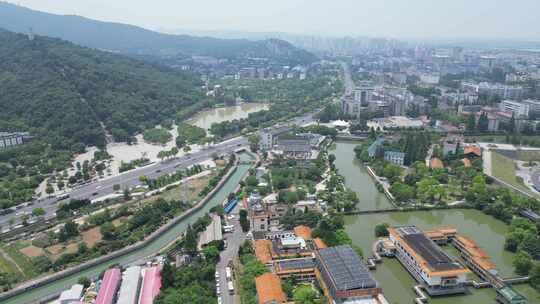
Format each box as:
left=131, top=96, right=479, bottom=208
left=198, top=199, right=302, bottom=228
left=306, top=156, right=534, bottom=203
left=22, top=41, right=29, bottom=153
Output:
left=0, top=162, right=242, bottom=302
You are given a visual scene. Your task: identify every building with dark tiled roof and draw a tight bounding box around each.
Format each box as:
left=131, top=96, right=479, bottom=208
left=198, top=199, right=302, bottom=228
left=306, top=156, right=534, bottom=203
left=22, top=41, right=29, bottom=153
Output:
left=315, top=245, right=382, bottom=303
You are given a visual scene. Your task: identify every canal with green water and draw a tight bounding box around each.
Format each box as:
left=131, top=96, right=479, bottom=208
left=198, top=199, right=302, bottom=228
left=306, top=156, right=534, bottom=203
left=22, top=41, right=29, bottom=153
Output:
left=332, top=141, right=540, bottom=304
left=329, top=141, right=394, bottom=211
left=4, top=154, right=253, bottom=304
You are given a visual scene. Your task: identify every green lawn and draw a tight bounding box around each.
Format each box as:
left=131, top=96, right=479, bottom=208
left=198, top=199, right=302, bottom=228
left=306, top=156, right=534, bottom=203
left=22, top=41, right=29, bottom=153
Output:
left=1, top=244, right=37, bottom=278
left=491, top=152, right=537, bottom=196
left=0, top=250, right=21, bottom=276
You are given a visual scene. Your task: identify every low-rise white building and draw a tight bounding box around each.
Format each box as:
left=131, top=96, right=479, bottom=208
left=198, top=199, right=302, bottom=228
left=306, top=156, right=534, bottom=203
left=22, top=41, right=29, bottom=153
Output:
left=59, top=284, right=84, bottom=304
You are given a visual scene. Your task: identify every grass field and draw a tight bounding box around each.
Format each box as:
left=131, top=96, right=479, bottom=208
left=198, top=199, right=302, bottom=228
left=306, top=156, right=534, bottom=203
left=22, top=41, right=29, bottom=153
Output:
left=140, top=171, right=216, bottom=206
left=1, top=244, right=37, bottom=278
left=0, top=248, right=22, bottom=276
left=491, top=152, right=537, bottom=196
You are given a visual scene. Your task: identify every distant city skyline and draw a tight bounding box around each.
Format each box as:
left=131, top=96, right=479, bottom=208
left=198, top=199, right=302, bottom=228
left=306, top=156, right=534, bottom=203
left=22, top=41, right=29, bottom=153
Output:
left=5, top=0, right=540, bottom=40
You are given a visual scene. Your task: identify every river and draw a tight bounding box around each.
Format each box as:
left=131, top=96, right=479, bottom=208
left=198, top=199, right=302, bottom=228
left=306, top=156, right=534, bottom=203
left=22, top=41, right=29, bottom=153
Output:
left=329, top=141, right=394, bottom=211
left=332, top=141, right=540, bottom=304
left=185, top=103, right=269, bottom=130
left=5, top=154, right=253, bottom=304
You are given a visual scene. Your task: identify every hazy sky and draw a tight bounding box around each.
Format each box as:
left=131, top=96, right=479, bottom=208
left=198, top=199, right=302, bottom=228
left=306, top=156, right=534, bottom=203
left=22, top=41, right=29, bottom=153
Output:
left=8, top=0, right=540, bottom=39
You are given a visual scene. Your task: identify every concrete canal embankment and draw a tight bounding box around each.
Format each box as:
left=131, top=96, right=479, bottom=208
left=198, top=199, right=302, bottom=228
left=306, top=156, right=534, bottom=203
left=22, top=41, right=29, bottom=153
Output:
left=0, top=154, right=254, bottom=304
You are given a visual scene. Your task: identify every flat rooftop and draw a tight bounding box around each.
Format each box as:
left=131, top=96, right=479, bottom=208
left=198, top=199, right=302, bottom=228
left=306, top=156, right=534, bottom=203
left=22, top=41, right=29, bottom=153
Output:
left=318, top=245, right=377, bottom=291
left=276, top=258, right=314, bottom=270
left=394, top=226, right=463, bottom=272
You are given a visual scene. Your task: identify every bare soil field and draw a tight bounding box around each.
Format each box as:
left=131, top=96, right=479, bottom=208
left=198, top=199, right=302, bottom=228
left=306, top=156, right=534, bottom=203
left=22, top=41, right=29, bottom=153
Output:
left=19, top=245, right=44, bottom=258
left=81, top=227, right=103, bottom=247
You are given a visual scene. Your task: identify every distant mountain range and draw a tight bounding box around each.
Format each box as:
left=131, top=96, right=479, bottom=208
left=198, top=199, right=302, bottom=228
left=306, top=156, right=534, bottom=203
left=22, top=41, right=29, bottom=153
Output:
left=166, top=29, right=540, bottom=54
left=0, top=2, right=317, bottom=64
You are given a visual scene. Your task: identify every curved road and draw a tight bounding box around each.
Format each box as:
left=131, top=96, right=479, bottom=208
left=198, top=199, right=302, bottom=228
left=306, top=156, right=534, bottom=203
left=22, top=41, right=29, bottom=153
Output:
left=0, top=137, right=248, bottom=228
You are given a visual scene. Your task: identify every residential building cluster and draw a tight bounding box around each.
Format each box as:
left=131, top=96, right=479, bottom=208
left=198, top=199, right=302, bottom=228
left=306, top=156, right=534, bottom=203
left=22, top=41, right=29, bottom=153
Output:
left=0, top=132, right=31, bottom=149
left=252, top=226, right=389, bottom=304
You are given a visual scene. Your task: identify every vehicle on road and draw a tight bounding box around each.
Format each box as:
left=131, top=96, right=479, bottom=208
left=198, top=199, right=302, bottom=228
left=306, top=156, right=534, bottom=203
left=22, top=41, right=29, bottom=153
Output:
left=57, top=194, right=70, bottom=200
left=225, top=267, right=232, bottom=280
left=223, top=225, right=234, bottom=233
left=0, top=208, right=14, bottom=216
left=227, top=281, right=234, bottom=295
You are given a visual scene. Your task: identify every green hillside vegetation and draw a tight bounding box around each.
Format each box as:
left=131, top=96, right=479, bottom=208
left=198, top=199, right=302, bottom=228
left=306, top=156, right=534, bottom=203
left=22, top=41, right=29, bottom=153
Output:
left=143, top=128, right=173, bottom=144
left=176, top=123, right=207, bottom=147
left=0, top=29, right=206, bottom=208
left=209, top=65, right=342, bottom=138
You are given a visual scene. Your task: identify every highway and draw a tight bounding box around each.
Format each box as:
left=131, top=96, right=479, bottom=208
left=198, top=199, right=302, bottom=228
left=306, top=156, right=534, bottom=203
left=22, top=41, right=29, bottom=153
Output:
left=0, top=137, right=246, bottom=228
left=0, top=112, right=317, bottom=229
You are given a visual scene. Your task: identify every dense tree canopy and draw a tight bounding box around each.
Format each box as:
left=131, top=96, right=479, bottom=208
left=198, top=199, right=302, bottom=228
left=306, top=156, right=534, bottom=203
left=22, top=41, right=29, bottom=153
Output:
left=0, top=30, right=208, bottom=208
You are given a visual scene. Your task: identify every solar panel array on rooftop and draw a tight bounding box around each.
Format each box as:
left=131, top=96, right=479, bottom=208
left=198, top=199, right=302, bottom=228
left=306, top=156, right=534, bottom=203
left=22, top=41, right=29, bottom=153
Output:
left=277, top=258, right=314, bottom=270
left=318, top=245, right=377, bottom=291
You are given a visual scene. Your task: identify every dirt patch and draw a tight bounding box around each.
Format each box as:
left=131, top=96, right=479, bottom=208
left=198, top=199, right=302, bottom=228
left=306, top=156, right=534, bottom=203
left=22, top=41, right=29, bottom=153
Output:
left=46, top=242, right=78, bottom=261
left=215, top=159, right=226, bottom=166
left=81, top=227, right=103, bottom=247
left=140, top=172, right=215, bottom=205
left=112, top=216, right=129, bottom=227
left=19, top=246, right=44, bottom=258
left=65, top=243, right=79, bottom=254
left=46, top=244, right=64, bottom=256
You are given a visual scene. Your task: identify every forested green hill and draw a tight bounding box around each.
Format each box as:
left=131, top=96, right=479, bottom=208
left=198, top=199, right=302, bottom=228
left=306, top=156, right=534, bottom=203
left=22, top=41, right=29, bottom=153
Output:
left=0, top=28, right=210, bottom=207
left=0, top=29, right=206, bottom=148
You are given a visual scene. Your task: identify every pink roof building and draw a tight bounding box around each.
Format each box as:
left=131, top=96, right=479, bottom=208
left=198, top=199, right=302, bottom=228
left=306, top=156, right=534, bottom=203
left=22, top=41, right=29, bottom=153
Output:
left=138, top=267, right=162, bottom=304
left=96, top=268, right=121, bottom=304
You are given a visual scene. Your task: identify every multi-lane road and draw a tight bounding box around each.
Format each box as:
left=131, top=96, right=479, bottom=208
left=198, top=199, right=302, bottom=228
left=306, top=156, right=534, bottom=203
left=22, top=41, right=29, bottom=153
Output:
left=0, top=137, right=247, bottom=228
left=0, top=112, right=317, bottom=229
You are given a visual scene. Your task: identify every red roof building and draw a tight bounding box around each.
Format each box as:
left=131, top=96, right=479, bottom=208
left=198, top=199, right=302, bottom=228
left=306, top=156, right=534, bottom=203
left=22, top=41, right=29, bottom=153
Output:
left=96, top=268, right=121, bottom=304
left=464, top=146, right=481, bottom=157
left=139, top=267, right=162, bottom=304
left=430, top=158, right=444, bottom=169
left=255, top=273, right=287, bottom=304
